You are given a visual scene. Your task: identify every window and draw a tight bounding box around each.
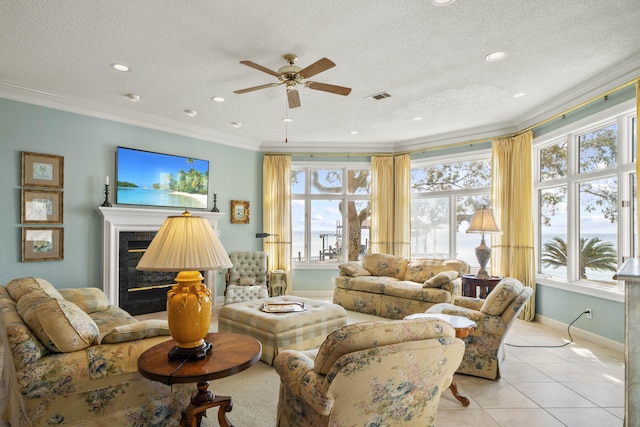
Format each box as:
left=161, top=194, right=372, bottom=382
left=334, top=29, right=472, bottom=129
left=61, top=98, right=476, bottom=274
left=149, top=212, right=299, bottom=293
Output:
left=535, top=101, right=636, bottom=292
left=410, top=155, right=491, bottom=267
left=291, top=163, right=370, bottom=266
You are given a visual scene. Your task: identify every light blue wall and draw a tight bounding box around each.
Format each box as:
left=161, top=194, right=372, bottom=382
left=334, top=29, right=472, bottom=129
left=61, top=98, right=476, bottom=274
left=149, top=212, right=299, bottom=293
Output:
left=0, top=98, right=263, bottom=297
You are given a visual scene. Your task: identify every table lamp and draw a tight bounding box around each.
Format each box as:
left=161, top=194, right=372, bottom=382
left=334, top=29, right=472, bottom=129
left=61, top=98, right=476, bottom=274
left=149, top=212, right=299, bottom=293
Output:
left=466, top=206, right=502, bottom=279
left=137, top=211, right=232, bottom=360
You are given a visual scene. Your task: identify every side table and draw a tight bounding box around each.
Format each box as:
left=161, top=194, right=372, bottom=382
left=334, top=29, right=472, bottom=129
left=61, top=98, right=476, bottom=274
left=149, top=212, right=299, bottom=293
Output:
left=405, top=312, right=476, bottom=407
left=269, top=270, right=287, bottom=296
left=138, top=332, right=262, bottom=427
left=461, top=274, right=503, bottom=298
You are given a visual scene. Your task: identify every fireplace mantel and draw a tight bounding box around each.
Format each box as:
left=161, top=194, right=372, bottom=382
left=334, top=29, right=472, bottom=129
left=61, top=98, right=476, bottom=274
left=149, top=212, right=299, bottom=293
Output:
left=98, top=206, right=225, bottom=307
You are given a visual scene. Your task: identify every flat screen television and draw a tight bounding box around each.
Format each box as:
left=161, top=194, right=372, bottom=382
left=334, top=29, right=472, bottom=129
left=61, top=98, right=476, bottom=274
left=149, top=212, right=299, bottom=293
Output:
left=116, top=146, right=209, bottom=209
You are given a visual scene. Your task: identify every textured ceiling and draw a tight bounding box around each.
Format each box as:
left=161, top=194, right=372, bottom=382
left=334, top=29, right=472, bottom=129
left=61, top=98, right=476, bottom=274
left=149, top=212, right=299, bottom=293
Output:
left=0, top=0, right=639, bottom=153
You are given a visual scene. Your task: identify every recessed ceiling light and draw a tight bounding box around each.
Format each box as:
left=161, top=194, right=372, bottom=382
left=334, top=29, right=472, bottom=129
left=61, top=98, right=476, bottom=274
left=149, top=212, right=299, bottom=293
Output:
left=413, top=116, right=424, bottom=121
left=184, top=110, right=197, bottom=117
left=512, top=92, right=526, bottom=98
left=485, top=51, right=507, bottom=62
left=282, top=118, right=293, bottom=123
left=211, top=96, right=225, bottom=102
left=111, top=63, right=130, bottom=72
left=230, top=122, right=242, bottom=128
left=432, top=0, right=456, bottom=6
left=349, top=130, right=359, bottom=135
left=125, top=93, right=140, bottom=102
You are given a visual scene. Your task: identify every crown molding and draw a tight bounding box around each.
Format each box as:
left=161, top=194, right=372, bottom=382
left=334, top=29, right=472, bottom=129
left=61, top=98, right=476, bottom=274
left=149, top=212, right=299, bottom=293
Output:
left=0, top=81, right=263, bottom=152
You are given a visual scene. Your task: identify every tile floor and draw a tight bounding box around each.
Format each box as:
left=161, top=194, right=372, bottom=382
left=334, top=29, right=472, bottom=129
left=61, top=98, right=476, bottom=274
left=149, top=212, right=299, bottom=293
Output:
left=0, top=303, right=625, bottom=427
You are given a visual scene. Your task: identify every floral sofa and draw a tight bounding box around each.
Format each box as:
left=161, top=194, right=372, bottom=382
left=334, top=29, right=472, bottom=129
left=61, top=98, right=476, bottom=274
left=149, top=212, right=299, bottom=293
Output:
left=274, top=317, right=465, bottom=426
left=0, top=277, right=192, bottom=427
left=333, top=253, right=469, bottom=319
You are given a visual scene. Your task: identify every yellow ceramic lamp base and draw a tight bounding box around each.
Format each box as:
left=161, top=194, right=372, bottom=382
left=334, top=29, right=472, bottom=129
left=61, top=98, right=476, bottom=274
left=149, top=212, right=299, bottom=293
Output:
left=167, top=271, right=212, bottom=360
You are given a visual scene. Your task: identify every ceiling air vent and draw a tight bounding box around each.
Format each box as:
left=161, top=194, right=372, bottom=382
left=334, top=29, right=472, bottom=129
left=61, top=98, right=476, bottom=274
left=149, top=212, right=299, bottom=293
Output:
left=365, top=91, right=391, bottom=101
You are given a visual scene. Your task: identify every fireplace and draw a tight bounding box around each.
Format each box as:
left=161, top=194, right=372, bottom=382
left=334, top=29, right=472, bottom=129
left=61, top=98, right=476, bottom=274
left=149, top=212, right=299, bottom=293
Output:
left=98, top=207, right=224, bottom=312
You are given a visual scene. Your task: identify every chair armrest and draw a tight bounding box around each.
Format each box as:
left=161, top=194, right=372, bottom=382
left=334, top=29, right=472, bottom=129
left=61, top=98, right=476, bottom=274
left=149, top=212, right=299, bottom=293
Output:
left=274, top=350, right=334, bottom=416
left=453, top=296, right=484, bottom=310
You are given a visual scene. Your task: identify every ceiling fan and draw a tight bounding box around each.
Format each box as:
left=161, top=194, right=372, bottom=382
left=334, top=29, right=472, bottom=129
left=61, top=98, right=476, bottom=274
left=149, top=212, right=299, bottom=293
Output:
left=233, top=54, right=352, bottom=108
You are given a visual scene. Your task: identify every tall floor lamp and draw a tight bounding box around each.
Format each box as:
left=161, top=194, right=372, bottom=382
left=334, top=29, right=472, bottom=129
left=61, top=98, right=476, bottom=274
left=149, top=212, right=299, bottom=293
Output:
left=466, top=206, right=502, bottom=279
left=137, top=211, right=232, bottom=360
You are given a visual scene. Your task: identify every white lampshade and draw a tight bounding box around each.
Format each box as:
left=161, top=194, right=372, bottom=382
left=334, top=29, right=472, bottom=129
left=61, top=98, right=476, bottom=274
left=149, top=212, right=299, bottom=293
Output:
left=137, top=211, right=232, bottom=272
left=466, top=207, right=501, bottom=235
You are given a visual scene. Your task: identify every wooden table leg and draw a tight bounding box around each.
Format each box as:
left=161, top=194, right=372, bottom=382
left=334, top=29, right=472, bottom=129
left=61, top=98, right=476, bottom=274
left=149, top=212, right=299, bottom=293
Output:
left=181, top=381, right=234, bottom=427
left=449, top=381, right=470, bottom=407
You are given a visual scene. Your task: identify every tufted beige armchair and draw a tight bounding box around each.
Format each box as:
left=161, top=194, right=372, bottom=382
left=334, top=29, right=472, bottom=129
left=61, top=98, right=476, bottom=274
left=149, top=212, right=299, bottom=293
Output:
left=426, top=277, right=533, bottom=380
left=274, top=318, right=464, bottom=426
left=224, top=251, right=269, bottom=305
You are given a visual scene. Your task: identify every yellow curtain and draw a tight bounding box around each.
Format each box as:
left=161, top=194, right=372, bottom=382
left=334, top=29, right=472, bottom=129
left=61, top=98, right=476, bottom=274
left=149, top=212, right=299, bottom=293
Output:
left=394, top=154, right=411, bottom=258
left=636, top=82, right=640, bottom=246
left=371, top=156, right=394, bottom=254
left=262, top=155, right=292, bottom=292
left=491, top=130, right=536, bottom=321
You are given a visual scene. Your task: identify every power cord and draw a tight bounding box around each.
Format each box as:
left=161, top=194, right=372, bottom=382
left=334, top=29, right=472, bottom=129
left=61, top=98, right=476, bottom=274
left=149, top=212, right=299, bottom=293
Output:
left=505, top=310, right=589, bottom=348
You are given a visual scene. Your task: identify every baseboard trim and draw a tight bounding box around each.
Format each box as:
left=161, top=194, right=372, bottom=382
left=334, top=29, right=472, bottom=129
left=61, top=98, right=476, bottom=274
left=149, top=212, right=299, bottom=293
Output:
left=535, top=314, right=624, bottom=354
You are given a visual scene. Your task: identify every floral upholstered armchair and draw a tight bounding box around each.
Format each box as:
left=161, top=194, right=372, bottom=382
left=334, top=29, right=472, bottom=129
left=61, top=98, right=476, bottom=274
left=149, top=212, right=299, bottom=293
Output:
left=224, top=251, right=269, bottom=305
left=426, top=277, right=533, bottom=380
left=274, top=318, right=465, bottom=427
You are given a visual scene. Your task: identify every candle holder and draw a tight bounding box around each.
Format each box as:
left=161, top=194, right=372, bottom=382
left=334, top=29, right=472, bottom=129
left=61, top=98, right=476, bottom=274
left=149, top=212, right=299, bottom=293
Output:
left=101, top=184, right=112, bottom=207
left=211, top=193, right=219, bottom=212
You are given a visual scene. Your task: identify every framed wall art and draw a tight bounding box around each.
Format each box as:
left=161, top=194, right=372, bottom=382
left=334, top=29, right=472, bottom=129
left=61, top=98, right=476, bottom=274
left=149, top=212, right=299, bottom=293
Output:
left=22, top=152, right=64, bottom=189
left=231, top=200, right=250, bottom=224
left=21, top=189, right=63, bottom=224
left=22, top=227, right=64, bottom=262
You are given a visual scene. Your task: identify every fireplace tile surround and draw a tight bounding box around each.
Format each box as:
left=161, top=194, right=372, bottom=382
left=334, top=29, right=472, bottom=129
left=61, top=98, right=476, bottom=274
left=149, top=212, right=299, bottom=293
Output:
left=98, top=206, right=225, bottom=310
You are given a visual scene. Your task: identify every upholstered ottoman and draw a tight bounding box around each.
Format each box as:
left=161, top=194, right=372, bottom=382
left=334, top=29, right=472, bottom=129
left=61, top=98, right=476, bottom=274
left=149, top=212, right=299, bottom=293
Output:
left=218, top=296, right=347, bottom=364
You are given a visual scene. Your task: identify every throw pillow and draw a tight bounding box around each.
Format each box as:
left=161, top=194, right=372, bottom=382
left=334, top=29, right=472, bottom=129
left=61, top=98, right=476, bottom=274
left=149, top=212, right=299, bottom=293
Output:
left=423, top=271, right=460, bottom=288
left=481, top=277, right=524, bottom=315
left=99, top=319, right=170, bottom=344
left=338, top=262, right=371, bottom=277
left=59, top=287, right=111, bottom=313
left=5, top=277, right=64, bottom=302
left=238, top=276, right=257, bottom=286
left=17, top=293, right=99, bottom=353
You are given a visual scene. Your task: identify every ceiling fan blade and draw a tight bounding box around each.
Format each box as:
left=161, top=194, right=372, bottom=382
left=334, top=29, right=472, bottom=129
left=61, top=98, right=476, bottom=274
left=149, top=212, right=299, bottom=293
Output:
left=239, top=60, right=281, bottom=78
left=307, top=81, right=352, bottom=96
left=298, top=58, right=335, bottom=79
left=288, top=88, right=301, bottom=108
left=233, top=83, right=279, bottom=94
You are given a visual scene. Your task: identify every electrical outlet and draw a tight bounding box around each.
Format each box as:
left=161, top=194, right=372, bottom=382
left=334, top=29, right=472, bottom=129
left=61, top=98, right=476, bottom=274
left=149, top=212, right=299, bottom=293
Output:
left=585, top=308, right=592, bottom=319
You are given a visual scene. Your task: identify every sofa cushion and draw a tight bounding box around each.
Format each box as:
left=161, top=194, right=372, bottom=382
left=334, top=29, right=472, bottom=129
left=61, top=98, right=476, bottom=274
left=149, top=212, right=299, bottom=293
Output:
left=314, top=318, right=455, bottom=375
left=362, top=253, right=409, bottom=280
left=17, top=293, right=99, bottom=352
left=384, top=281, right=452, bottom=303
left=58, top=287, right=111, bottom=313
left=99, top=319, right=170, bottom=344
left=5, top=277, right=63, bottom=302
left=345, top=276, right=399, bottom=294
left=481, top=277, right=524, bottom=315
left=423, top=271, right=460, bottom=288
left=338, top=262, right=371, bottom=277
left=403, top=258, right=469, bottom=282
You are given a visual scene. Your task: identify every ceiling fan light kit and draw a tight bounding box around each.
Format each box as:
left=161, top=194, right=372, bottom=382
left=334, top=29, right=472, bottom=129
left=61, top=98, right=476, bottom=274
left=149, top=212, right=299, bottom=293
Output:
left=234, top=53, right=352, bottom=108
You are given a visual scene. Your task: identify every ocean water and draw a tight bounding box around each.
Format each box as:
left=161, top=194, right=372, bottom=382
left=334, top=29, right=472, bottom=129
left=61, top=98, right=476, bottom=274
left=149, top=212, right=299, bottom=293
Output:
left=116, top=187, right=206, bottom=209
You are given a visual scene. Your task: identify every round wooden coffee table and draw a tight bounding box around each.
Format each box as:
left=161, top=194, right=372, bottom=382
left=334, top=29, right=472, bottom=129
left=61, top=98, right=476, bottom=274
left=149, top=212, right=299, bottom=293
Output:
left=138, top=332, right=262, bottom=427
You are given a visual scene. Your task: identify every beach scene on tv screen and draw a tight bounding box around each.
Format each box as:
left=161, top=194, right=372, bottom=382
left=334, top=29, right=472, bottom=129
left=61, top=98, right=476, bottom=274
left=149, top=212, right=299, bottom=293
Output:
left=116, top=147, right=209, bottom=209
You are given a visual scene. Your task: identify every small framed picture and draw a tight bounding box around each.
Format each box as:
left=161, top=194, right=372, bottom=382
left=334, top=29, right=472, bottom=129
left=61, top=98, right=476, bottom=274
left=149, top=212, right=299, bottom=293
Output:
left=231, top=200, right=250, bottom=224
left=22, top=151, right=64, bottom=188
left=22, top=227, right=64, bottom=262
left=22, top=189, right=63, bottom=224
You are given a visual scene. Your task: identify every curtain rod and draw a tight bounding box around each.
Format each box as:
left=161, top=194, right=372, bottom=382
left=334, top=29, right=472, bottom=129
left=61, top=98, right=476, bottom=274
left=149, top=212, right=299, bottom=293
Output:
left=263, top=77, right=639, bottom=158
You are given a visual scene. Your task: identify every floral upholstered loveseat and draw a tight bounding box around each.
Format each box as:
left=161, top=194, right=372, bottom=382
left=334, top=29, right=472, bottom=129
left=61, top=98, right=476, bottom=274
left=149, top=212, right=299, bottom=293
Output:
left=0, top=277, right=192, bottom=427
left=333, top=253, right=469, bottom=319
left=274, top=318, right=465, bottom=426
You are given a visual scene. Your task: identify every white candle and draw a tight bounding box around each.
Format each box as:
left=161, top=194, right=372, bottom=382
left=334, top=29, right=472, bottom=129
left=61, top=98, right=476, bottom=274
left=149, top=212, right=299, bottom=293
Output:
left=105, top=176, right=109, bottom=185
